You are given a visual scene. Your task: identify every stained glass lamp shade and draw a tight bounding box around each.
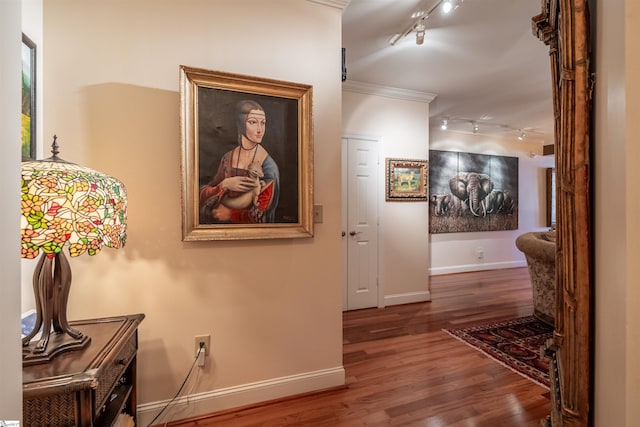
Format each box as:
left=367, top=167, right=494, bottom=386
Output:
left=20, top=138, right=127, bottom=365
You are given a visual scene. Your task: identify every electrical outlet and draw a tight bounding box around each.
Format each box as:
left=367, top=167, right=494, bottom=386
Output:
left=476, top=246, right=484, bottom=259
left=194, top=334, right=210, bottom=356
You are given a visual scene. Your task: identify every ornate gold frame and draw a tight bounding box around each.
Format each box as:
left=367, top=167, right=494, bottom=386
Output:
left=180, top=66, right=314, bottom=241
left=385, top=158, right=428, bottom=201
left=533, top=1, right=592, bottom=425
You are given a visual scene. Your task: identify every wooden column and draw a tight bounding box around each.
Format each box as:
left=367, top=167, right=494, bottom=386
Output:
left=533, top=1, right=593, bottom=426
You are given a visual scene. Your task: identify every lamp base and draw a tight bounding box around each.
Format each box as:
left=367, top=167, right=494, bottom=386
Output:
left=23, top=332, right=90, bottom=366
left=22, top=251, right=92, bottom=366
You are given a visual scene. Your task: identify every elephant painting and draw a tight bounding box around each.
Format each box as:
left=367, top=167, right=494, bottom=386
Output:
left=428, top=149, right=518, bottom=233
left=449, top=172, right=494, bottom=217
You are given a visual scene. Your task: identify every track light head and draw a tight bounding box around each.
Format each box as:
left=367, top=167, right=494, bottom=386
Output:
left=517, top=130, right=526, bottom=140
left=441, top=118, right=448, bottom=130
left=443, top=0, right=463, bottom=14
left=472, top=122, right=479, bottom=134
left=390, top=0, right=464, bottom=48
left=415, top=23, right=426, bottom=45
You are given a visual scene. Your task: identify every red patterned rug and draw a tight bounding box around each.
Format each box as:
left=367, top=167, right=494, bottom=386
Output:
left=443, top=316, right=553, bottom=389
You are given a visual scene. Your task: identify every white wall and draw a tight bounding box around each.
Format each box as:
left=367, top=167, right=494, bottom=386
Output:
left=594, top=0, right=640, bottom=425
left=429, top=129, right=554, bottom=275
left=43, top=1, right=345, bottom=424
left=342, top=83, right=432, bottom=304
left=0, top=0, right=23, bottom=421
left=20, top=0, right=43, bottom=312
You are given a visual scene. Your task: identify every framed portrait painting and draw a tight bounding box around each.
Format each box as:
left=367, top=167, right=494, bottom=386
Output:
left=22, top=33, right=36, bottom=160
left=180, top=66, right=314, bottom=241
left=385, top=158, right=429, bottom=201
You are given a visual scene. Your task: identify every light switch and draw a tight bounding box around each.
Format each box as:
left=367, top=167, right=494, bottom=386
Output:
left=313, top=205, right=323, bottom=224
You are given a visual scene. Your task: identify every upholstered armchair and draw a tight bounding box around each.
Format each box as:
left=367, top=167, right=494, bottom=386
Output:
left=515, top=231, right=556, bottom=326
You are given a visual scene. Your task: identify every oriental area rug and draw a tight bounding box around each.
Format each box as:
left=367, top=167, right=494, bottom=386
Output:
left=443, top=316, right=553, bottom=389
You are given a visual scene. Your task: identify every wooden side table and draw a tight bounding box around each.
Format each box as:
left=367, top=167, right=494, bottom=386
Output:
left=23, top=314, right=145, bottom=427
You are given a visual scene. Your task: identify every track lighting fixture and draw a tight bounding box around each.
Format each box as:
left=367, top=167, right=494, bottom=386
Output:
left=415, top=23, right=426, bottom=45
left=390, top=0, right=464, bottom=46
left=434, top=117, right=543, bottom=141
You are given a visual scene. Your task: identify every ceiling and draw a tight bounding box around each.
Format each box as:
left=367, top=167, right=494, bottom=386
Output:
left=342, top=0, right=554, bottom=146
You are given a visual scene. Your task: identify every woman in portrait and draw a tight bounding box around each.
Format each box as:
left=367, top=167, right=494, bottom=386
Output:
left=199, top=99, right=280, bottom=223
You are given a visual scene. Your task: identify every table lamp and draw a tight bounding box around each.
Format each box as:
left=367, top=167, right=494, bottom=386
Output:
left=20, top=136, right=128, bottom=365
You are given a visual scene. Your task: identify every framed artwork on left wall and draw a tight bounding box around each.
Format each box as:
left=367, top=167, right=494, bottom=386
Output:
left=180, top=66, right=314, bottom=241
left=22, top=33, right=36, bottom=160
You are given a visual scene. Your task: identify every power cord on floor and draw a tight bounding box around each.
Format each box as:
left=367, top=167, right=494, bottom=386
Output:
left=146, top=343, right=204, bottom=427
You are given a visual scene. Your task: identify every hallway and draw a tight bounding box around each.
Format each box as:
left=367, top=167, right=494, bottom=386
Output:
left=168, top=268, right=549, bottom=426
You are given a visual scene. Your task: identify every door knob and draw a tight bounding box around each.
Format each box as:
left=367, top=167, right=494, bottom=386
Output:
left=349, top=231, right=360, bottom=236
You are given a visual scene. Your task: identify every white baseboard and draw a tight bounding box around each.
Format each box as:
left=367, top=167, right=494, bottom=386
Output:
left=383, top=290, right=431, bottom=307
left=137, top=366, right=345, bottom=426
left=429, top=260, right=527, bottom=276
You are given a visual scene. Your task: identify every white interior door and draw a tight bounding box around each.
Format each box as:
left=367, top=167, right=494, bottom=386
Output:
left=342, top=136, right=379, bottom=311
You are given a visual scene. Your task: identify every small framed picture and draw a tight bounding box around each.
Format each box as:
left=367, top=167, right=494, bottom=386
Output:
left=385, top=158, right=428, bottom=201
left=22, top=33, right=36, bottom=160
left=180, top=66, right=314, bottom=241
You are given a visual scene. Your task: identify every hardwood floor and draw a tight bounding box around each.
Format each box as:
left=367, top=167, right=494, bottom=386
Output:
left=166, top=268, right=550, bottom=426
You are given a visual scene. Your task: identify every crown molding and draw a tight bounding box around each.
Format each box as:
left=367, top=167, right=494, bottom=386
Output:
left=306, top=0, right=351, bottom=10
left=342, top=80, right=437, bottom=104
